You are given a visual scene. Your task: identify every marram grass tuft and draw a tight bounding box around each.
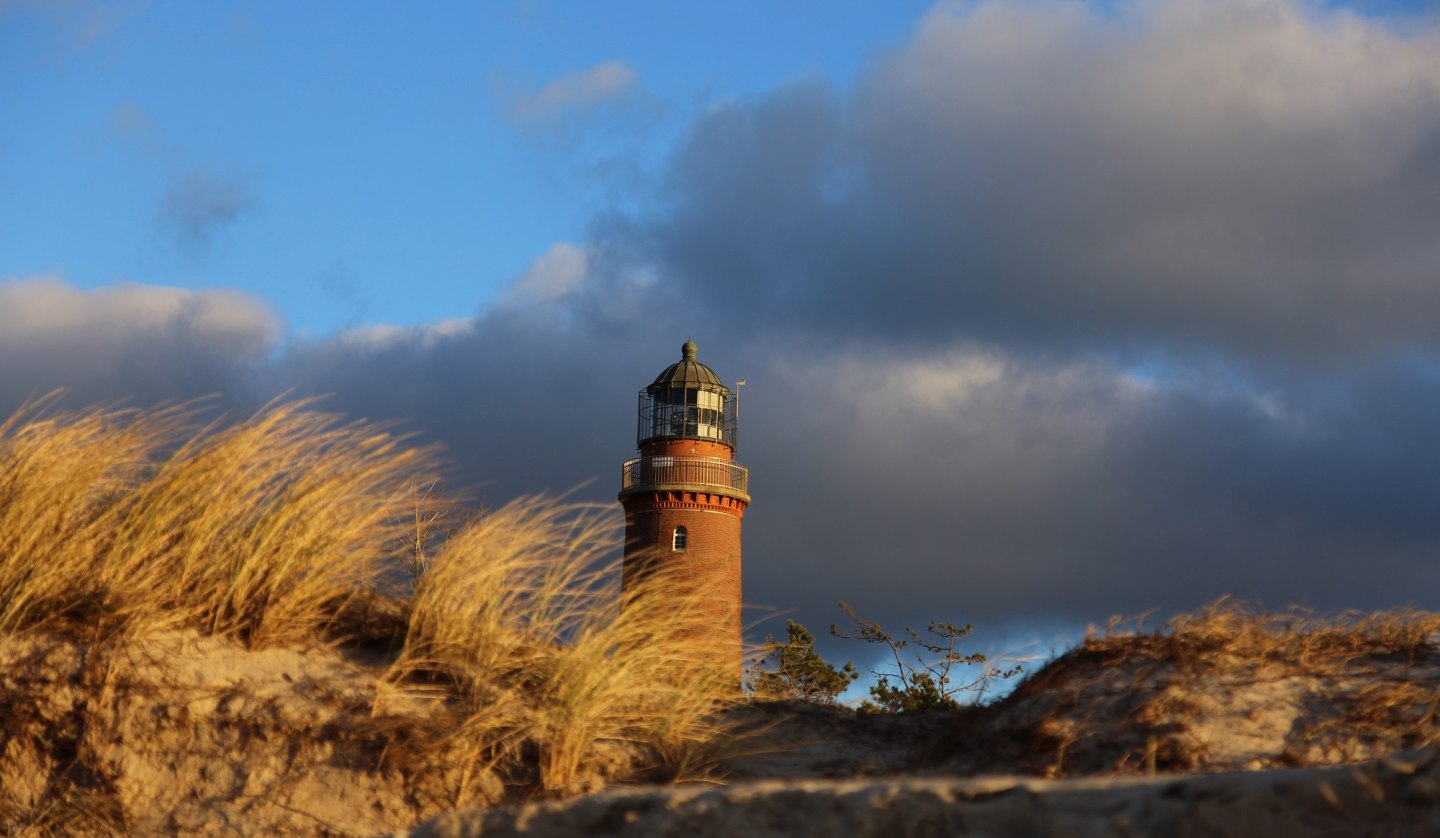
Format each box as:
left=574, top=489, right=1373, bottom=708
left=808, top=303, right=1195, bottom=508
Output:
left=0, top=396, right=440, bottom=647
left=393, top=496, right=739, bottom=796
left=0, top=397, right=737, bottom=804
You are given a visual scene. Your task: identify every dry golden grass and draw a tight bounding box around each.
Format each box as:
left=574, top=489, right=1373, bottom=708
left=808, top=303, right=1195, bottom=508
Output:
left=393, top=497, right=738, bottom=797
left=0, top=397, right=738, bottom=823
left=979, top=597, right=1440, bottom=777
left=5, top=785, right=125, bottom=838
left=0, top=396, right=184, bottom=636
left=0, top=395, right=439, bottom=646
left=99, top=400, right=441, bottom=645
left=1085, top=596, right=1440, bottom=675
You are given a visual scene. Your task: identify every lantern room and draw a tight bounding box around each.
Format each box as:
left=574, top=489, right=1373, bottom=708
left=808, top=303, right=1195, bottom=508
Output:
left=636, top=340, right=737, bottom=448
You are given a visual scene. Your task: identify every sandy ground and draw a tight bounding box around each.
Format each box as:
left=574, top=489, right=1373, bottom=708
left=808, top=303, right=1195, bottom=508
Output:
left=0, top=630, right=473, bottom=835
left=2, top=626, right=1437, bottom=835
left=406, top=748, right=1440, bottom=837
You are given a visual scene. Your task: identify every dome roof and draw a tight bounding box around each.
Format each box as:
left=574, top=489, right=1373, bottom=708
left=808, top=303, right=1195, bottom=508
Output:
left=648, top=340, right=729, bottom=393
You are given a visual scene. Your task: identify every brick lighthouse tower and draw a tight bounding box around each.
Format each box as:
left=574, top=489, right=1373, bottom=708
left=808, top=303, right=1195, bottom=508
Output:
left=619, top=341, right=749, bottom=671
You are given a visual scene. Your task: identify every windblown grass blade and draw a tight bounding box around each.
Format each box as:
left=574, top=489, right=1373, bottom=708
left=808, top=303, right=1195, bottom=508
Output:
left=395, top=496, right=738, bottom=793
left=0, top=396, right=737, bottom=817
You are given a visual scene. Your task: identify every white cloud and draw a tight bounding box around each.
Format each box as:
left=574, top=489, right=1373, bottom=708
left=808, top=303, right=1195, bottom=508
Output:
left=0, top=276, right=278, bottom=345
left=504, top=242, right=589, bottom=303
left=331, top=318, right=475, bottom=352
left=0, top=276, right=280, bottom=408
left=507, top=59, right=639, bottom=125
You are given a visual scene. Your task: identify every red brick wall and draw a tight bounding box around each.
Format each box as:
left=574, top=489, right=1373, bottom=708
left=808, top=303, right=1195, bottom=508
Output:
left=621, top=489, right=746, bottom=675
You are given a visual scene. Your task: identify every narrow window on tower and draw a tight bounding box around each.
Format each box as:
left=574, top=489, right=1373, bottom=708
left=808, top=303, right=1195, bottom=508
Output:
left=672, top=525, right=688, bottom=552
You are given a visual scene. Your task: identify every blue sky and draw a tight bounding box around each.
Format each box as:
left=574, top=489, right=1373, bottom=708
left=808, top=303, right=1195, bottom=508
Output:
left=2, top=1, right=932, bottom=334
left=5, top=0, right=1440, bottom=686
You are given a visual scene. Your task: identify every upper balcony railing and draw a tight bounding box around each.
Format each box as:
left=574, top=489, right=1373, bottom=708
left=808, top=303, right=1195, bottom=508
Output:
left=621, top=454, right=749, bottom=497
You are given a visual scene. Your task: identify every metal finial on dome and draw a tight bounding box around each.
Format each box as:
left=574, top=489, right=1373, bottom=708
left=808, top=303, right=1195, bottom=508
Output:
left=682, top=340, right=697, bottom=361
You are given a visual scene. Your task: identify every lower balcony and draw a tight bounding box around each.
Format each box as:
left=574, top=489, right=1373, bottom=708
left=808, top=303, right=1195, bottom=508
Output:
left=621, top=455, right=749, bottom=499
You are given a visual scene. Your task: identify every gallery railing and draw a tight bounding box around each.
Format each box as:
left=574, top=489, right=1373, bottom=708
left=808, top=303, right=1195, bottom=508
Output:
left=621, top=455, right=749, bottom=496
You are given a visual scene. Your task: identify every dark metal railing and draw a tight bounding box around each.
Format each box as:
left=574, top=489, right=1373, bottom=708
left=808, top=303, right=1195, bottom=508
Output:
left=621, top=455, right=749, bottom=495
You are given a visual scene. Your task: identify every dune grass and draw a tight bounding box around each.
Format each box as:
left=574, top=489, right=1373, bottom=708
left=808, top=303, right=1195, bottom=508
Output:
left=989, top=597, right=1440, bottom=776
left=0, top=396, right=439, bottom=646
left=0, top=397, right=176, bottom=637
left=0, top=397, right=737, bottom=812
left=393, top=496, right=737, bottom=796
left=101, top=400, right=442, bottom=645
left=1084, top=596, right=1440, bottom=671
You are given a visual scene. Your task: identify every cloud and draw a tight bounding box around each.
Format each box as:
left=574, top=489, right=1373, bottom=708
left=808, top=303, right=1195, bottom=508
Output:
left=505, top=59, right=640, bottom=127
left=106, top=98, right=180, bottom=161
left=313, top=260, right=374, bottom=328
left=0, top=0, right=141, bottom=54
left=226, top=10, right=258, bottom=44
left=0, top=276, right=280, bottom=409
left=107, top=98, right=156, bottom=138
left=103, top=101, right=258, bottom=252
left=160, top=168, right=255, bottom=250
left=329, top=318, right=475, bottom=353
left=504, top=242, right=589, bottom=303
left=742, top=348, right=1440, bottom=625
left=633, top=0, right=1440, bottom=361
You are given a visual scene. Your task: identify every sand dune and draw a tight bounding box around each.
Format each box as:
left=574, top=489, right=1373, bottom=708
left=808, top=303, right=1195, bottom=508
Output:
left=4, top=604, right=1438, bottom=835
left=406, top=749, right=1440, bottom=837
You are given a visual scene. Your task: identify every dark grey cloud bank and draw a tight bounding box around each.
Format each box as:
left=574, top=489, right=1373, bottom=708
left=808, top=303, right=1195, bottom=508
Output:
left=7, top=0, right=1440, bottom=664
left=650, top=1, right=1440, bottom=360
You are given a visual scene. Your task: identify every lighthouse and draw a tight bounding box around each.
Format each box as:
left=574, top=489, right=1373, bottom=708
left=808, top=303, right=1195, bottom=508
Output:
left=619, top=341, right=749, bottom=672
